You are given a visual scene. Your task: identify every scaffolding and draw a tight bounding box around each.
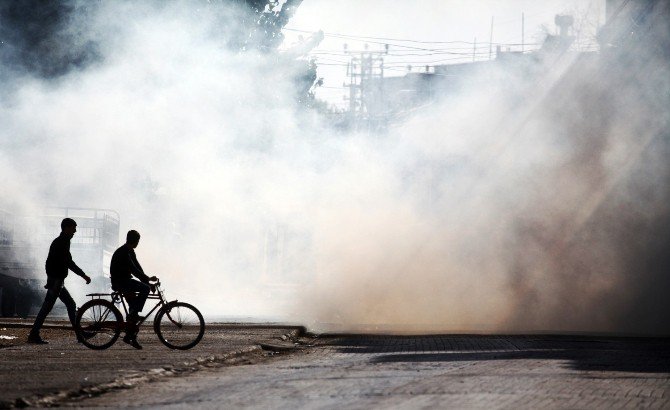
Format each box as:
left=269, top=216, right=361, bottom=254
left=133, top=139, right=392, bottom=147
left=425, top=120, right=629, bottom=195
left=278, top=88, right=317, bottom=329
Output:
left=0, top=207, right=120, bottom=316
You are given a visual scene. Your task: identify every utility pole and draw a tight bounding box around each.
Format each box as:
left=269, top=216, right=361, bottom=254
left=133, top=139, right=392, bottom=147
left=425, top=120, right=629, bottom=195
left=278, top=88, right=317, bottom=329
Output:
left=489, top=16, right=494, bottom=60
left=473, top=37, right=477, bottom=62
left=344, top=43, right=387, bottom=131
left=521, top=12, right=525, bottom=53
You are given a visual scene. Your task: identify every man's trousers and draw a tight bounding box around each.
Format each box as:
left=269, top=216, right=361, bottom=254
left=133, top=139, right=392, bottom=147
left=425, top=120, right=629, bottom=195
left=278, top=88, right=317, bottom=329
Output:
left=30, top=278, right=76, bottom=336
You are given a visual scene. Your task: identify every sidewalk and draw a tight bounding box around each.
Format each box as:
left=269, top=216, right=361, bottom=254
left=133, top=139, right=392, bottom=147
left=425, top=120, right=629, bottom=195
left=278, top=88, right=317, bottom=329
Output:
left=0, top=318, right=304, bottom=407
left=62, top=333, right=670, bottom=409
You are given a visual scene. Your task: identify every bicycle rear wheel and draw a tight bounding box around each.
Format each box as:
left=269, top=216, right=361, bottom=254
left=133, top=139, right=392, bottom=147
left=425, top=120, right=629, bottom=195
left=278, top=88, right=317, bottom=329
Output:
left=154, top=301, right=205, bottom=350
left=75, top=299, right=123, bottom=350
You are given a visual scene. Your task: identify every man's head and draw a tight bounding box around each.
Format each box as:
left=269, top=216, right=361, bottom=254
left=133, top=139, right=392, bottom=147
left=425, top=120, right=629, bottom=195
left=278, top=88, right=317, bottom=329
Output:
left=126, top=230, right=140, bottom=248
left=61, top=218, right=77, bottom=238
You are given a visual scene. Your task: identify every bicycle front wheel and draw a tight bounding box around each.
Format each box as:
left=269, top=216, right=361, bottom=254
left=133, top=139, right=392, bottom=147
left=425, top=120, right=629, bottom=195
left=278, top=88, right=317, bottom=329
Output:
left=154, top=301, right=205, bottom=350
left=75, top=299, right=123, bottom=350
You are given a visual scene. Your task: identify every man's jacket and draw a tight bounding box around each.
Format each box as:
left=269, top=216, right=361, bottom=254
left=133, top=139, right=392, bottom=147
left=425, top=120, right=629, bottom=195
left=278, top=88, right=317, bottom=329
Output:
left=45, top=233, right=85, bottom=280
left=110, top=245, right=151, bottom=285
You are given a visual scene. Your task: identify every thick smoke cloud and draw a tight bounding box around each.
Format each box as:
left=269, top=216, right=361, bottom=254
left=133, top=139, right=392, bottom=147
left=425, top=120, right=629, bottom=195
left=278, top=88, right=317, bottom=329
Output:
left=297, top=2, right=670, bottom=334
left=1, top=1, right=669, bottom=334
left=1, top=1, right=313, bottom=316
left=0, top=0, right=100, bottom=78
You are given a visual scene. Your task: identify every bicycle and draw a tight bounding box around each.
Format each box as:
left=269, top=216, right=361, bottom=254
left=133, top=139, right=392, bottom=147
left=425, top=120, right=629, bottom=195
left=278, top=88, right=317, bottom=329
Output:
left=75, top=280, right=205, bottom=350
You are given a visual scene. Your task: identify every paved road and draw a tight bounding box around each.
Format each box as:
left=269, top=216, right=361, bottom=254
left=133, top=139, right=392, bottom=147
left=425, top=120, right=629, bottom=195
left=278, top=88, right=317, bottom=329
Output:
left=67, top=334, right=670, bottom=409
left=0, top=319, right=302, bottom=407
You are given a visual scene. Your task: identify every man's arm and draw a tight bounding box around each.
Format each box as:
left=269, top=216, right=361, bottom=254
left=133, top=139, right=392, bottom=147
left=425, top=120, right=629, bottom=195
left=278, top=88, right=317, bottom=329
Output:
left=128, top=251, right=151, bottom=284
left=68, top=257, right=91, bottom=284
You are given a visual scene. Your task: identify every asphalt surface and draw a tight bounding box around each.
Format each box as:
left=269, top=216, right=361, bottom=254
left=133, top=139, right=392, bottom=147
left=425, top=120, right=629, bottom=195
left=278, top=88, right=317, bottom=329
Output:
left=0, top=318, right=303, bottom=408
left=3, top=320, right=670, bottom=409
left=62, top=334, right=670, bottom=409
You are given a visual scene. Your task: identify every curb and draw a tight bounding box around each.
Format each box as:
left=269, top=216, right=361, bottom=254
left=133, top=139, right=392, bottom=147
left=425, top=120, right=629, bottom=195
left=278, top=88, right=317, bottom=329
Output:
left=0, top=323, right=73, bottom=330
left=0, top=321, right=307, bottom=334
left=258, top=327, right=311, bottom=352
left=6, top=345, right=265, bottom=408
left=2, top=326, right=310, bottom=408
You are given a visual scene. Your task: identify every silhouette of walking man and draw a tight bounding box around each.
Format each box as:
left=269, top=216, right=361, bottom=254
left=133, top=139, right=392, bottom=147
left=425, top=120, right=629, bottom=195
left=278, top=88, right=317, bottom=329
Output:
left=28, top=218, right=91, bottom=344
left=110, top=230, right=157, bottom=350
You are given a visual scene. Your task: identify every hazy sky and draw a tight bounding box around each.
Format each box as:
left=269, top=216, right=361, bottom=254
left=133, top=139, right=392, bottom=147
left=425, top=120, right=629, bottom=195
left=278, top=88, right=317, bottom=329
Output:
left=2, top=0, right=668, bottom=333
left=283, top=0, right=606, bottom=106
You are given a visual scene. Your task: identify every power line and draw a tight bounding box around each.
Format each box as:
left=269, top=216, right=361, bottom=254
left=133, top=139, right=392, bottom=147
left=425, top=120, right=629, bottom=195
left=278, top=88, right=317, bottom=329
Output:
left=311, top=49, right=526, bottom=57
left=309, top=42, right=541, bottom=54
left=284, top=27, right=480, bottom=44
left=283, top=27, right=535, bottom=52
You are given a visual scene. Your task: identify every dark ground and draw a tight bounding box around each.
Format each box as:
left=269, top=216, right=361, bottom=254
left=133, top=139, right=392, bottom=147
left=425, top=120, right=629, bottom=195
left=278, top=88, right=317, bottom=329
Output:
left=2, top=319, right=670, bottom=409
left=0, top=318, right=303, bottom=408
left=73, top=333, right=670, bottom=409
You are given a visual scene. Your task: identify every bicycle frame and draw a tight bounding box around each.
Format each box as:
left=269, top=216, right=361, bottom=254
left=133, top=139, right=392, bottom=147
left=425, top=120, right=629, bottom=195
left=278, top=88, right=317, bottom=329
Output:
left=96, top=282, right=184, bottom=329
left=111, top=284, right=168, bottom=327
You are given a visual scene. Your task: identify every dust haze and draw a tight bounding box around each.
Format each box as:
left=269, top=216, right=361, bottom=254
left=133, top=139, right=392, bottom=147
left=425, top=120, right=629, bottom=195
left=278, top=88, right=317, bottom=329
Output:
left=1, top=1, right=669, bottom=334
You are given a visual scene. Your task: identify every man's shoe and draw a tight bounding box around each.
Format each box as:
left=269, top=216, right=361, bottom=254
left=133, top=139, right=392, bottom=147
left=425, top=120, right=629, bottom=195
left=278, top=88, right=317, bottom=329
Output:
left=122, top=335, right=143, bottom=350
left=27, top=334, right=48, bottom=344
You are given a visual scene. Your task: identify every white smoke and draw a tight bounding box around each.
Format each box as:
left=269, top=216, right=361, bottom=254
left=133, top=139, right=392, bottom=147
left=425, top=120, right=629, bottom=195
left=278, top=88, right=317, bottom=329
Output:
left=1, top=1, right=669, bottom=335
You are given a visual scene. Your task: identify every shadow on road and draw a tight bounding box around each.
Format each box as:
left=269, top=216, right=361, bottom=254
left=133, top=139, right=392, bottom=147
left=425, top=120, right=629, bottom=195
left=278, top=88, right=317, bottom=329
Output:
left=323, top=335, right=670, bottom=374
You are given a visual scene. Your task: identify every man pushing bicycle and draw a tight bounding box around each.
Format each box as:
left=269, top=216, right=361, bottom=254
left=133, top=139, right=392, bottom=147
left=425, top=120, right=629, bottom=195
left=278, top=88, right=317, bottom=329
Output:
left=110, top=230, right=158, bottom=349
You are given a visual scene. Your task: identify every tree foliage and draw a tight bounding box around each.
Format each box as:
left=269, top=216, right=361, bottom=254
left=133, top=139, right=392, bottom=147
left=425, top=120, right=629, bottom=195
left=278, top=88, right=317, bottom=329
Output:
left=0, top=0, right=304, bottom=77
